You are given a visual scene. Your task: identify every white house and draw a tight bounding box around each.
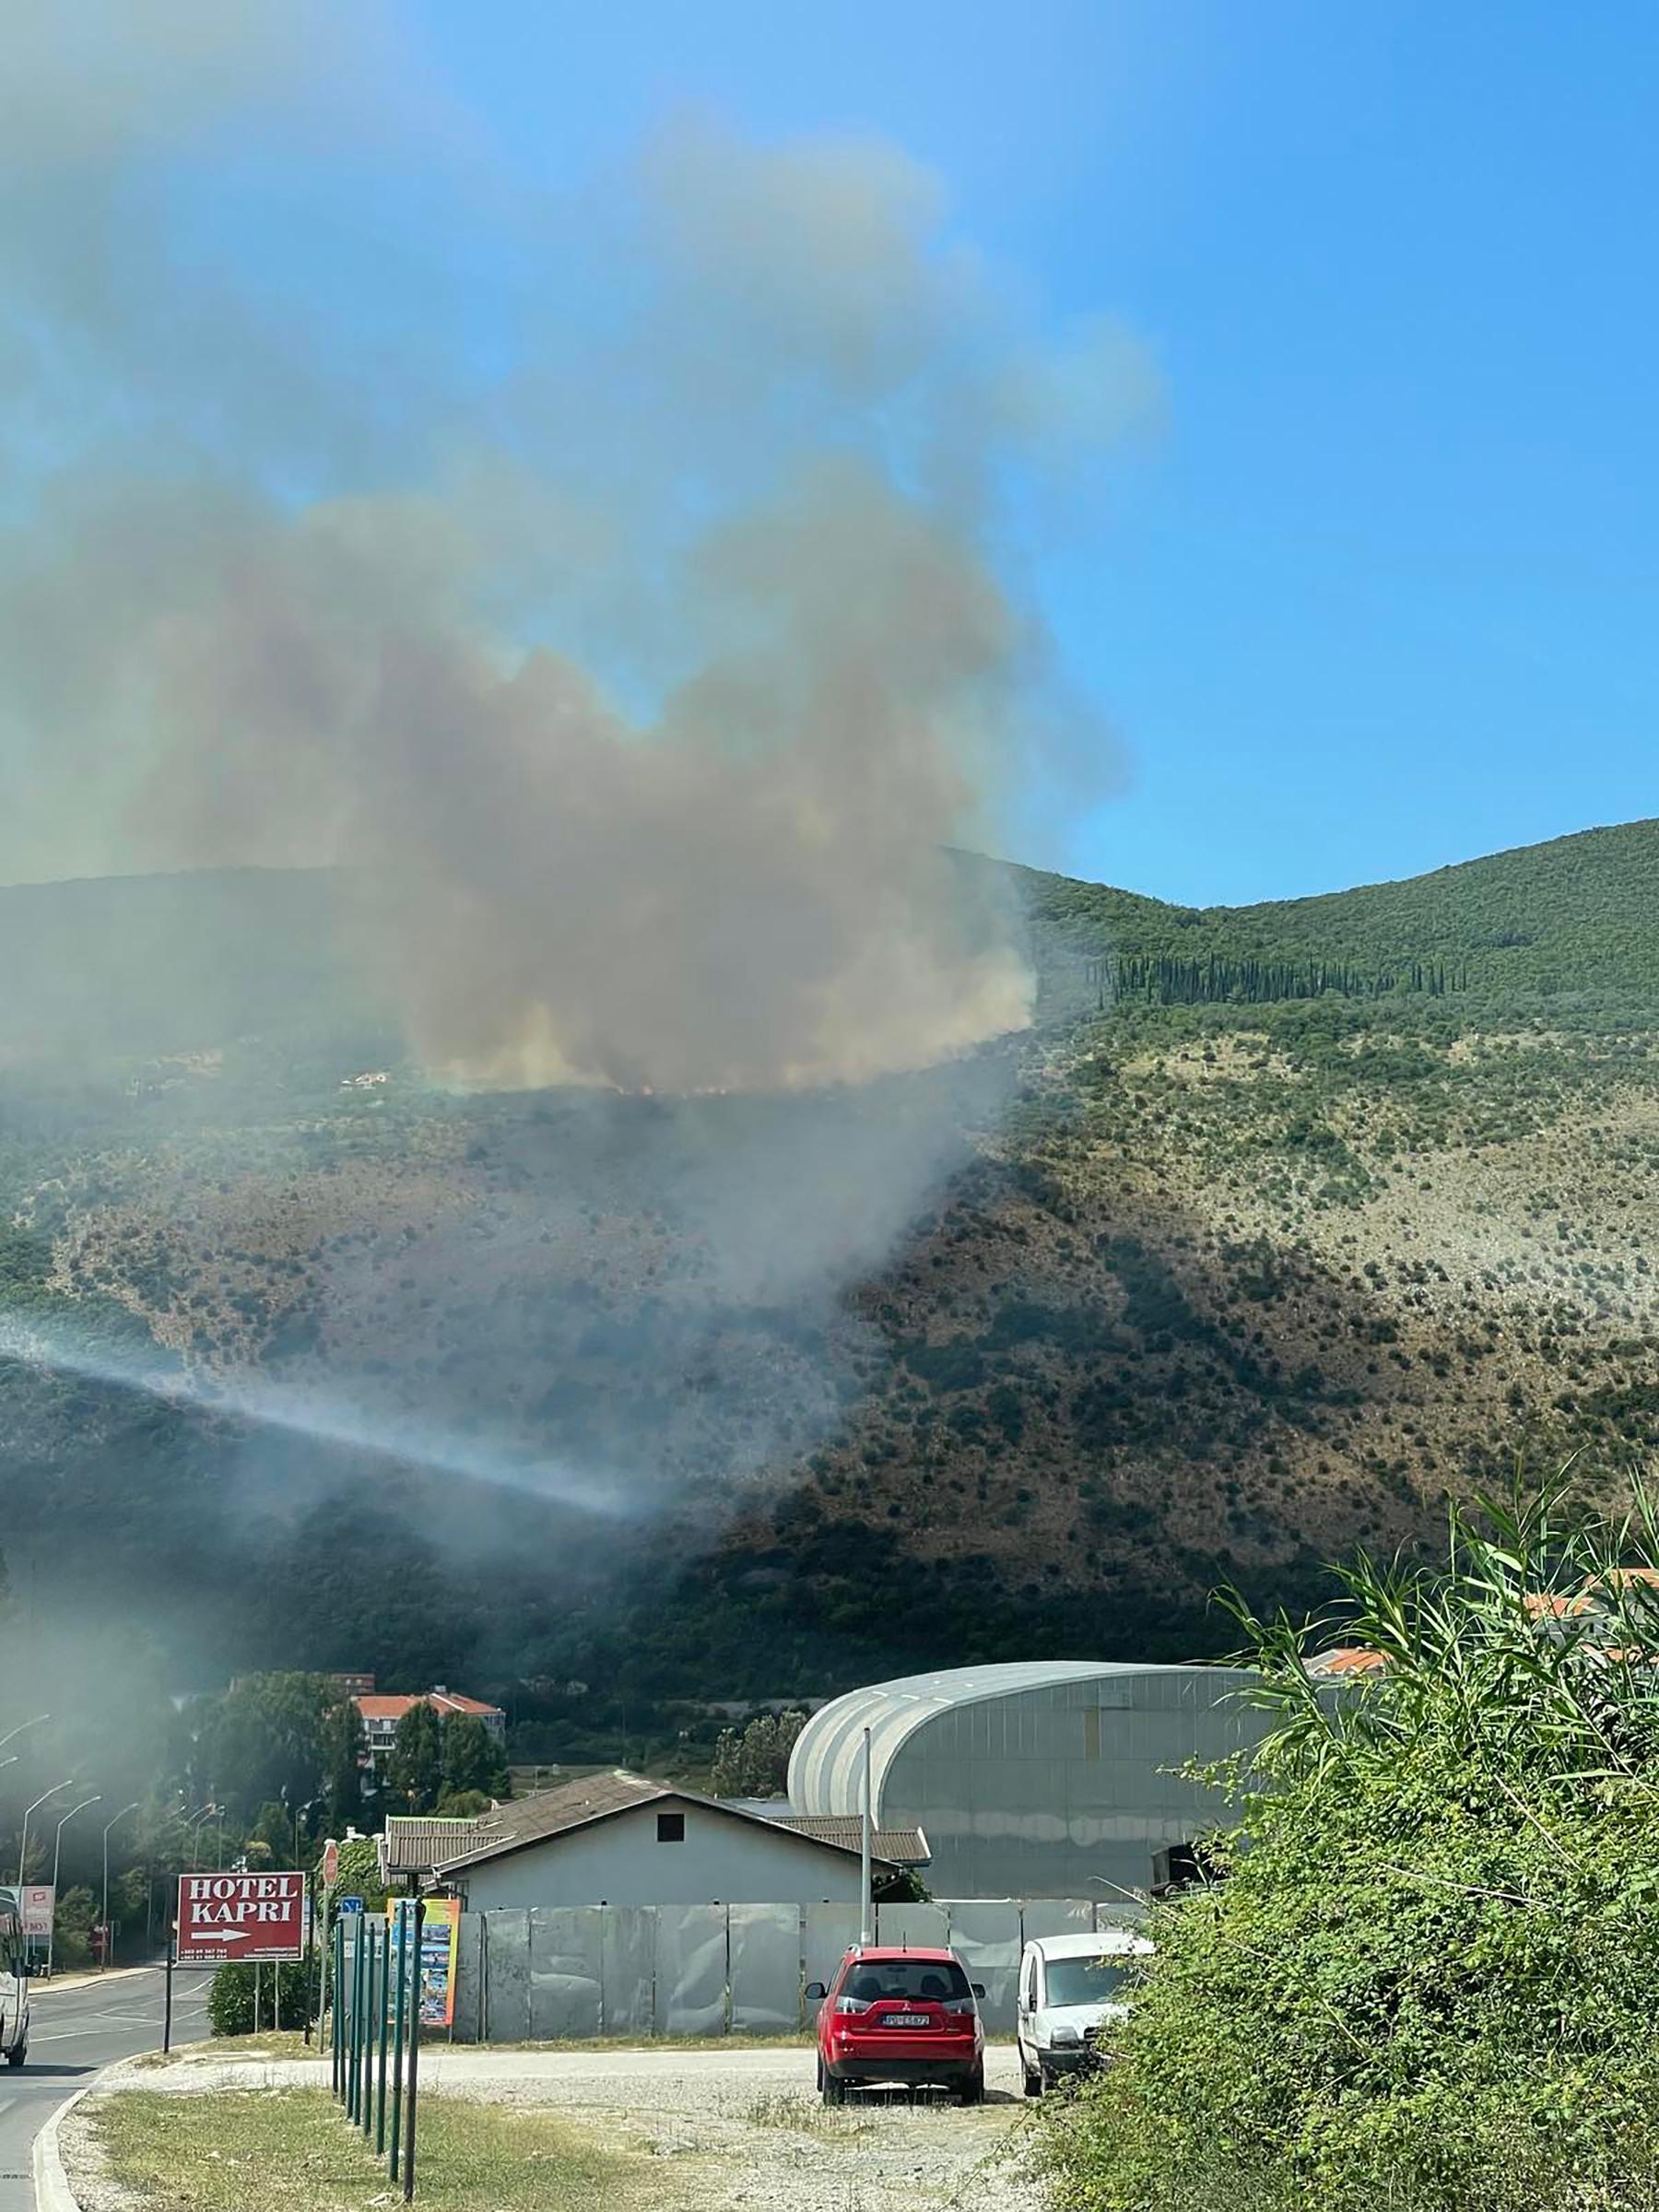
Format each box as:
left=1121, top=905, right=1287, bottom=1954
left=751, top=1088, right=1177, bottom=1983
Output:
left=429, top=1771, right=926, bottom=1912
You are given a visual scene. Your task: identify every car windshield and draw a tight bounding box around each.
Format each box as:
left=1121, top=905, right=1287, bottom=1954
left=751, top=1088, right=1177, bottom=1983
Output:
left=844, top=1959, right=971, bottom=2006
left=1044, top=1956, right=1136, bottom=2007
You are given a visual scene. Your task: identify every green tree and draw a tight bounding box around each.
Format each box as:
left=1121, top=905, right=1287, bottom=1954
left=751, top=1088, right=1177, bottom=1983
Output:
left=320, top=1692, right=366, bottom=1835
left=441, top=1713, right=507, bottom=1801
left=204, top=1674, right=329, bottom=1821
left=710, top=1710, right=806, bottom=1798
left=386, top=1700, right=444, bottom=1814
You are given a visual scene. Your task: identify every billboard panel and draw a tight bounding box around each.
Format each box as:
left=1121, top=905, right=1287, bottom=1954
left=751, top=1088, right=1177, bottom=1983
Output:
left=177, top=1872, right=308, bottom=1964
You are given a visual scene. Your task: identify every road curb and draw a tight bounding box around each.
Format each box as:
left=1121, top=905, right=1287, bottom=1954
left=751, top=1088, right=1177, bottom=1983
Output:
left=31, top=2084, right=92, bottom=2212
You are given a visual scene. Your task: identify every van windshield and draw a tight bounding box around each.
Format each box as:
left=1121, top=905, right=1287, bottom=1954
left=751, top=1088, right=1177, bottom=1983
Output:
left=1044, top=1956, right=1135, bottom=2007
left=843, top=1959, right=971, bottom=2005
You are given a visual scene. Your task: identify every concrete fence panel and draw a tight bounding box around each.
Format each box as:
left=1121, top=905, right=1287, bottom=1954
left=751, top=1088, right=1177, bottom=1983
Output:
left=727, top=1904, right=803, bottom=2033
left=482, top=1910, right=532, bottom=2041
left=527, top=1908, right=603, bottom=2040
left=943, top=1901, right=1022, bottom=2034
left=449, top=1898, right=1109, bottom=2041
left=601, top=1906, right=657, bottom=2037
left=1018, top=1899, right=1098, bottom=1946
left=451, top=1911, right=484, bottom=2042
left=654, top=1902, right=727, bottom=2035
left=875, top=1901, right=950, bottom=1950
left=802, top=1902, right=863, bottom=1999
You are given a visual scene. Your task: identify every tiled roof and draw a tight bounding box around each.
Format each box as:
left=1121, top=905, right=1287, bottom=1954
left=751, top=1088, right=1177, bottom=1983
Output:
left=355, top=1689, right=504, bottom=1723
left=774, top=1816, right=930, bottom=1865
left=379, top=1816, right=500, bottom=1875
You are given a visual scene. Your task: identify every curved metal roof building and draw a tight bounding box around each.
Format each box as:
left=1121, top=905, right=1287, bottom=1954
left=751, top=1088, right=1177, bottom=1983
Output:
left=789, top=1660, right=1265, bottom=1900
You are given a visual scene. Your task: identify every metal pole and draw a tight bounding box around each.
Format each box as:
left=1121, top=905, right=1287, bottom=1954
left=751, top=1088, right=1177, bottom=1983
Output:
left=347, top=1922, right=363, bottom=2121
left=49, top=1794, right=100, bottom=1978
left=404, top=1899, right=425, bottom=2204
left=253, top=1960, right=261, bottom=2037
left=100, top=1805, right=139, bottom=1971
left=273, top=1944, right=281, bottom=2035
left=362, top=1924, right=378, bottom=2138
left=331, top=1917, right=344, bottom=2098
left=859, top=1725, right=873, bottom=1947
left=376, top=1917, right=392, bottom=2154
left=18, top=1779, right=74, bottom=1888
left=163, top=1926, right=174, bottom=2053
left=388, top=1903, right=408, bottom=2182
left=361, top=1925, right=375, bottom=2130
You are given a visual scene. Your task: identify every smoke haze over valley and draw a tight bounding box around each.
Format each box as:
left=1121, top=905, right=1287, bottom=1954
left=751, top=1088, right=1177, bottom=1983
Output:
left=4, top=9, right=1659, bottom=1751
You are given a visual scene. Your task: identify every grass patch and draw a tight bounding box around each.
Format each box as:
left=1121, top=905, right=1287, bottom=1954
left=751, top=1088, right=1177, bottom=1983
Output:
left=86, top=2087, right=675, bottom=2212
left=741, top=2088, right=868, bottom=2138
left=126, top=2031, right=323, bottom=2070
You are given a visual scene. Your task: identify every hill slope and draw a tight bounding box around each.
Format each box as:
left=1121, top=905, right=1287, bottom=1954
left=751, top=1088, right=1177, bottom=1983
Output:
left=4, top=821, right=1658, bottom=1739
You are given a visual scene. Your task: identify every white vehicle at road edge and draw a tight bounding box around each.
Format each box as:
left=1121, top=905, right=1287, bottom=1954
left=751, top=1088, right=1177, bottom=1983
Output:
left=0, top=1892, right=29, bottom=2066
left=1016, top=1927, right=1152, bottom=2095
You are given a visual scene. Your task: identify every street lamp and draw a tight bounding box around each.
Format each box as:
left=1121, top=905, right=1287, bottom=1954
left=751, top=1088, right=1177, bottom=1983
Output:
left=18, top=1778, right=74, bottom=1888
left=185, top=1804, right=217, bottom=1870
left=47, top=1794, right=100, bottom=1977
left=100, top=1803, right=141, bottom=1971
left=0, top=1714, right=50, bottom=1755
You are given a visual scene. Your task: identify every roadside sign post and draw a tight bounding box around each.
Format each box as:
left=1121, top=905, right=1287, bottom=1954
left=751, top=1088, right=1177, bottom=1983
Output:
left=388, top=1902, right=408, bottom=2183
left=404, top=1898, right=425, bottom=2205
left=331, top=1916, right=344, bottom=2096
left=163, top=1925, right=174, bottom=2053
left=362, top=1924, right=378, bottom=2141
left=376, top=1920, right=392, bottom=2154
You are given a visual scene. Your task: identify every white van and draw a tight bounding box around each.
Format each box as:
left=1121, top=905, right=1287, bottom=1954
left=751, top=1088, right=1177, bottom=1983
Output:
left=1016, top=1927, right=1152, bottom=2094
left=0, top=1894, right=29, bottom=2067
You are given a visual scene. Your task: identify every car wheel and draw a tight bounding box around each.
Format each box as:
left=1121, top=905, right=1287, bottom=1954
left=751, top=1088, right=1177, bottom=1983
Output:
left=1023, top=2059, right=1042, bottom=2098
left=5, top=2041, right=25, bottom=2069
left=822, top=2070, right=846, bottom=2107
left=957, top=2064, right=985, bottom=2107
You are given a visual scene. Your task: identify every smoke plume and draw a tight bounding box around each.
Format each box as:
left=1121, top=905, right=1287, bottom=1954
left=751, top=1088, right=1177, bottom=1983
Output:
left=0, top=14, right=1144, bottom=1092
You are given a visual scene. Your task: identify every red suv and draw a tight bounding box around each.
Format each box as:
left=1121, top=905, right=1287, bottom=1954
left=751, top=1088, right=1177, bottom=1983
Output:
left=806, top=1946, right=987, bottom=2104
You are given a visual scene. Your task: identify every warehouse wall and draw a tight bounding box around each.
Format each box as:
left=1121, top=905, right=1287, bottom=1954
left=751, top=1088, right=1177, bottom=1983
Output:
left=449, top=1801, right=867, bottom=1912
left=882, top=1667, right=1266, bottom=1897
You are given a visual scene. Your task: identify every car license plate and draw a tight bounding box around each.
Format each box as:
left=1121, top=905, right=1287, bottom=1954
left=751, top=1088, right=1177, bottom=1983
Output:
left=884, top=2012, right=930, bottom=2029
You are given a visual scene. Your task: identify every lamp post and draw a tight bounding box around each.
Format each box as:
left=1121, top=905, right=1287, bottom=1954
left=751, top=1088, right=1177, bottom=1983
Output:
left=47, top=1794, right=100, bottom=1977
left=0, top=1714, right=50, bottom=1755
left=185, top=1804, right=217, bottom=1870
left=100, top=1803, right=141, bottom=1970
left=18, top=1778, right=74, bottom=1888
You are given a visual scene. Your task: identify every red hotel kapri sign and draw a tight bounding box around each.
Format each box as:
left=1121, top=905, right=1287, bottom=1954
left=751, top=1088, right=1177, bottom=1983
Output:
left=176, top=1872, right=308, bottom=1964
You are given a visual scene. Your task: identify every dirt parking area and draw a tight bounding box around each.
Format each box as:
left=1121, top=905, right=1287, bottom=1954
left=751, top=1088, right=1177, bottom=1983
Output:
left=76, top=2041, right=1045, bottom=2211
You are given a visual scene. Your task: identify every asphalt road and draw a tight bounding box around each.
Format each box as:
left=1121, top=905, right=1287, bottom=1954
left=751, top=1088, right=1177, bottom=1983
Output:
left=0, top=1965, right=212, bottom=2212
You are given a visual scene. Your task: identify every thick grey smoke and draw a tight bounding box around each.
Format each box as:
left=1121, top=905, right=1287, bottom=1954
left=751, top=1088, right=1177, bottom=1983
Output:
left=0, top=17, right=1145, bottom=1091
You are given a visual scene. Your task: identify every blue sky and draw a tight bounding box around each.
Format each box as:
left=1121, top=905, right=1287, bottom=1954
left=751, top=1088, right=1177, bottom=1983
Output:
left=414, top=0, right=1657, bottom=906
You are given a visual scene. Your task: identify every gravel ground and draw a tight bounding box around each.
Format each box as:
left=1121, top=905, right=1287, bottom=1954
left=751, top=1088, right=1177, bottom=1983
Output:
left=63, top=2043, right=1048, bottom=2212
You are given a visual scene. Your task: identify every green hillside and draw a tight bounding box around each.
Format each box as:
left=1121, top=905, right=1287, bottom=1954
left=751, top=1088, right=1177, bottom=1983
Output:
left=1026, top=818, right=1659, bottom=1016
left=3, top=819, right=1658, bottom=1753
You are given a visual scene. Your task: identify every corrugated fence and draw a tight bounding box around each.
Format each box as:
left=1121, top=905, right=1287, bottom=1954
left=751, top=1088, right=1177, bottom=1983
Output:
left=449, top=1899, right=1138, bottom=2041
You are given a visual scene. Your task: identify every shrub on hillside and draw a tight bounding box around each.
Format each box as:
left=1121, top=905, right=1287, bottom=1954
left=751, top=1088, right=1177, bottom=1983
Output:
left=1036, top=1486, right=1659, bottom=2212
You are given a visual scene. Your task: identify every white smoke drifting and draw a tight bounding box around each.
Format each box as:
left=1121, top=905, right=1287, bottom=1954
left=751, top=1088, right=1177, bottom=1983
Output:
left=0, top=14, right=1147, bottom=1092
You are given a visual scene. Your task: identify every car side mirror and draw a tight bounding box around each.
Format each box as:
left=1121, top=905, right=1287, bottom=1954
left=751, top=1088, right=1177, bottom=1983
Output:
left=971, top=1983, right=986, bottom=2000
left=805, top=1981, right=828, bottom=2002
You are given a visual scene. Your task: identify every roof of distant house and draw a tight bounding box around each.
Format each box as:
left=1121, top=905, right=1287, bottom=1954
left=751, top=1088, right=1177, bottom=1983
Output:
left=379, top=1814, right=501, bottom=1877
left=355, top=1688, right=504, bottom=1723
left=429, top=1771, right=911, bottom=1878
